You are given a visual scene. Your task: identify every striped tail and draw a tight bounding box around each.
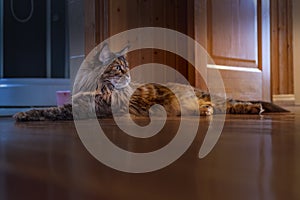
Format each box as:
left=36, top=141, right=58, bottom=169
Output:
left=250, top=101, right=289, bottom=113
left=13, top=104, right=73, bottom=121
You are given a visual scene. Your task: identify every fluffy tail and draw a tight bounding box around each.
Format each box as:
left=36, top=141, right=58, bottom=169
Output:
left=250, top=101, right=289, bottom=113
left=13, top=104, right=73, bottom=121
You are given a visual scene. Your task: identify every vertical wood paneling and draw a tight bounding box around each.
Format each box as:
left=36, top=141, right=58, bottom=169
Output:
left=271, top=0, right=294, bottom=95
left=287, top=0, right=294, bottom=94
left=84, top=0, right=109, bottom=55
left=271, top=0, right=280, bottom=94
left=105, top=0, right=189, bottom=81
left=84, top=0, right=96, bottom=55
left=278, top=0, right=289, bottom=93
left=194, top=0, right=208, bottom=90
left=165, top=0, right=176, bottom=79
left=152, top=0, right=165, bottom=68
left=187, top=0, right=196, bottom=86
left=175, top=0, right=188, bottom=80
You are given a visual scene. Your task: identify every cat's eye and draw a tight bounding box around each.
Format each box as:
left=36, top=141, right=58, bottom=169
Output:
left=116, top=65, right=123, bottom=71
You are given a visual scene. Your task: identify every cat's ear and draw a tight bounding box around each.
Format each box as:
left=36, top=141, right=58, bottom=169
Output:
left=118, top=44, right=130, bottom=57
left=98, top=43, right=113, bottom=64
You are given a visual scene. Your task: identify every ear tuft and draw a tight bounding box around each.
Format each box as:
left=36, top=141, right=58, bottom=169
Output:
left=98, top=43, right=113, bottom=64
left=119, top=45, right=130, bottom=56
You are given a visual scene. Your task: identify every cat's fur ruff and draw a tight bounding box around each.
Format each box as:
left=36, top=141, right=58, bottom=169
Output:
left=13, top=43, right=288, bottom=121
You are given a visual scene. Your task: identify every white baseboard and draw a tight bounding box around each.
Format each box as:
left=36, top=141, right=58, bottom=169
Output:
left=272, top=94, right=295, bottom=105
left=0, top=108, right=31, bottom=117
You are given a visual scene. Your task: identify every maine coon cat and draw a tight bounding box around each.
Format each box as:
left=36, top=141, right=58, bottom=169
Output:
left=13, top=43, right=288, bottom=121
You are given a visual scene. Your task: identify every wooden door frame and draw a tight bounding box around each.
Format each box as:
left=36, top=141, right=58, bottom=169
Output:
left=261, top=0, right=272, bottom=101
left=84, top=0, right=109, bottom=55
left=271, top=0, right=294, bottom=96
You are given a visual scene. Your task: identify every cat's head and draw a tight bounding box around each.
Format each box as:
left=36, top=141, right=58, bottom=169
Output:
left=98, top=43, right=131, bottom=89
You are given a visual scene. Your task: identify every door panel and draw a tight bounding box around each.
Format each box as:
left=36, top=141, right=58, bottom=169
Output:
left=209, top=0, right=258, bottom=68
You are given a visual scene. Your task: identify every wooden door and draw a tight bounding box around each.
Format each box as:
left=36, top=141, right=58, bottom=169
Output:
left=195, top=0, right=271, bottom=101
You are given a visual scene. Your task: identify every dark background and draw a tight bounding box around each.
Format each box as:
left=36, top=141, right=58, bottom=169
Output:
left=3, top=0, right=67, bottom=78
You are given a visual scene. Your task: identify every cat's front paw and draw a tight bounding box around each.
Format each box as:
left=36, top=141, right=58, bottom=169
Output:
left=199, top=104, right=214, bottom=116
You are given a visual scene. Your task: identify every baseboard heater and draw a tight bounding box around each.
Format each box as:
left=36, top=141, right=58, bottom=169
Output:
left=0, top=78, right=70, bottom=116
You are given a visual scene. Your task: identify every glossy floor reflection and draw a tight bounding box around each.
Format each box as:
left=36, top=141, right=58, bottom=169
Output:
left=0, top=107, right=300, bottom=200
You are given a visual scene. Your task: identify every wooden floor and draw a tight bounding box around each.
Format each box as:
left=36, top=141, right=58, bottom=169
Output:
left=1, top=107, right=300, bottom=200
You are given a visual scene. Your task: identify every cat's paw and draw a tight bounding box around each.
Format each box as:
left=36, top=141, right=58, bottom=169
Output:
left=199, top=104, right=214, bottom=116
left=252, top=103, right=264, bottom=115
